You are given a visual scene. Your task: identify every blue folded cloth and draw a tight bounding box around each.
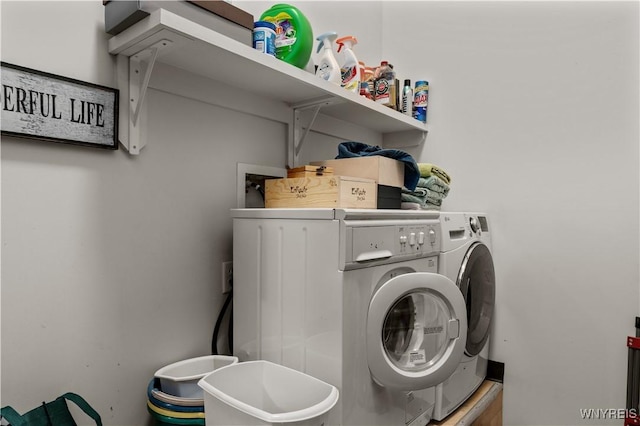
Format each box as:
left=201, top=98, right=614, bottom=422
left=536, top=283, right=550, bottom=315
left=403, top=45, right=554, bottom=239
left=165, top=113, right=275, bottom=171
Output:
left=417, top=176, right=449, bottom=196
left=336, top=142, right=420, bottom=191
left=401, top=187, right=446, bottom=206
left=400, top=174, right=451, bottom=210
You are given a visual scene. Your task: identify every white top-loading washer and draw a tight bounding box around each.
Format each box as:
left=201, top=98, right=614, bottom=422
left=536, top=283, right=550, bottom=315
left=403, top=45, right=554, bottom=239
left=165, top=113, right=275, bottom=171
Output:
left=232, top=208, right=469, bottom=426
left=433, top=212, right=496, bottom=421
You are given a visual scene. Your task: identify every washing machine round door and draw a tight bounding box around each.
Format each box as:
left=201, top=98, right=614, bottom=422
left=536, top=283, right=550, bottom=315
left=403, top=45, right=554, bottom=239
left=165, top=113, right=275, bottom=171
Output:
left=367, top=272, right=467, bottom=390
left=457, top=242, right=495, bottom=356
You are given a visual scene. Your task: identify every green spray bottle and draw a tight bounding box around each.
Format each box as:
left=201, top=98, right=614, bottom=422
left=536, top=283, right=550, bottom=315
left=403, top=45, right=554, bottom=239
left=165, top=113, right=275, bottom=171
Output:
left=260, top=4, right=313, bottom=69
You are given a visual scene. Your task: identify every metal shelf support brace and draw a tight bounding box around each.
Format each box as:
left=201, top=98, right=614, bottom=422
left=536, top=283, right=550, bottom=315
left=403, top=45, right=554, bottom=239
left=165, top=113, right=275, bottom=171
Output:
left=288, top=96, right=340, bottom=169
left=116, top=39, right=172, bottom=155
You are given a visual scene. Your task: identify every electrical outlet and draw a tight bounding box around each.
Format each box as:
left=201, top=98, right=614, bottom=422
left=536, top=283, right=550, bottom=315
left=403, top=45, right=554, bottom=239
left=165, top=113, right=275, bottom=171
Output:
left=222, top=261, right=233, bottom=294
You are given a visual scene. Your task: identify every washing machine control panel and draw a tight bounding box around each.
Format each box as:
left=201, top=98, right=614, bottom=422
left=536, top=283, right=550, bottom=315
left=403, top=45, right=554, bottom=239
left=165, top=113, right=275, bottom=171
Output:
left=397, top=224, right=440, bottom=254
left=347, top=221, right=441, bottom=266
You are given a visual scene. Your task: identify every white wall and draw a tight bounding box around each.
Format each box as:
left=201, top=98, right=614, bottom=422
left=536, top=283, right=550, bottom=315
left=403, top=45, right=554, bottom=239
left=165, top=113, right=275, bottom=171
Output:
left=0, top=2, right=290, bottom=424
left=382, top=2, right=639, bottom=425
left=1, top=1, right=638, bottom=426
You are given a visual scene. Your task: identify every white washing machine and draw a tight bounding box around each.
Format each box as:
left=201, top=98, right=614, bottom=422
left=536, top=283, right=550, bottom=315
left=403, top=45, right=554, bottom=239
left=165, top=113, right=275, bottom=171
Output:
left=232, top=208, right=468, bottom=426
left=432, top=212, right=496, bottom=421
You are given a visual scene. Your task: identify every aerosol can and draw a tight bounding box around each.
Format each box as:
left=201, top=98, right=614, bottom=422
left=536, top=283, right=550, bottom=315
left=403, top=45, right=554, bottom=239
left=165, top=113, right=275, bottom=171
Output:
left=401, top=79, right=413, bottom=116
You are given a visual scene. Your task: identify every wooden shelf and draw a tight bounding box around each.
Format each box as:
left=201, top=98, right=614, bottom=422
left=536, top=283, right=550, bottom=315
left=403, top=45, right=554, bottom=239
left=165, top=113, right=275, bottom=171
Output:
left=108, top=8, right=427, bottom=156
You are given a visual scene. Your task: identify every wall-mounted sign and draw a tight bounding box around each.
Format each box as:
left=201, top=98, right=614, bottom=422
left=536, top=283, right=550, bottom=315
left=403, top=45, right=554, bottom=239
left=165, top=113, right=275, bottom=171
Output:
left=1, top=62, right=119, bottom=150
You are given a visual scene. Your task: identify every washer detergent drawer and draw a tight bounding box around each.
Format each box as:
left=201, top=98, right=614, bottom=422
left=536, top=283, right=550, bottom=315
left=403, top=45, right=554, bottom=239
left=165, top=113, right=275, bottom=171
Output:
left=351, top=226, right=397, bottom=262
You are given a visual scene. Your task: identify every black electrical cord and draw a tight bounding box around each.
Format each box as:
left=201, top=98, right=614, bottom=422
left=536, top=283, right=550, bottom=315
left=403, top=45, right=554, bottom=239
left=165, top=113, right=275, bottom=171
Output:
left=228, top=299, right=233, bottom=354
left=211, top=288, right=233, bottom=355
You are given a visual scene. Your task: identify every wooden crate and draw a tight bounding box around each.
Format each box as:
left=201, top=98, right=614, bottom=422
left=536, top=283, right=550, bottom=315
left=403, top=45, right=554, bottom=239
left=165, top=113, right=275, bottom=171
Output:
left=265, top=176, right=377, bottom=208
left=287, top=165, right=334, bottom=179
left=310, top=157, right=404, bottom=188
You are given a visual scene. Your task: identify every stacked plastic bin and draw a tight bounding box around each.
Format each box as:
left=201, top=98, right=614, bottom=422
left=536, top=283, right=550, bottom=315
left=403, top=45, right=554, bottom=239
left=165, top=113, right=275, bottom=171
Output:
left=147, top=355, right=238, bottom=426
left=198, top=360, right=339, bottom=426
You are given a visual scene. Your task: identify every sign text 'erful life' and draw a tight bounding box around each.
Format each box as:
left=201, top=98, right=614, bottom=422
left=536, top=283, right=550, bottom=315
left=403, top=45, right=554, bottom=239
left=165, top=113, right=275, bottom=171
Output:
left=1, top=62, right=118, bottom=150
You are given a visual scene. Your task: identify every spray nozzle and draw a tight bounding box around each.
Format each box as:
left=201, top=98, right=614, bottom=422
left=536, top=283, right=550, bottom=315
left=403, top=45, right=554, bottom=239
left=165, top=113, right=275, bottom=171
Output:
left=316, top=31, right=338, bottom=53
left=336, top=35, right=357, bottom=53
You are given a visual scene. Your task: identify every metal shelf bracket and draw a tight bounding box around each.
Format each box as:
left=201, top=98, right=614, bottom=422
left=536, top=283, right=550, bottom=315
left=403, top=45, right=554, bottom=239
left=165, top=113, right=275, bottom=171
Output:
left=117, top=39, right=172, bottom=154
left=382, top=128, right=428, bottom=148
left=288, top=95, right=340, bottom=168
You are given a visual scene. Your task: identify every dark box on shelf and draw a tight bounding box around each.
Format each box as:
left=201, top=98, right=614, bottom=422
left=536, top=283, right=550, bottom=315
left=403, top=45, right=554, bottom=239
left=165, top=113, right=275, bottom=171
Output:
left=377, top=185, right=401, bottom=209
left=104, top=0, right=253, bottom=46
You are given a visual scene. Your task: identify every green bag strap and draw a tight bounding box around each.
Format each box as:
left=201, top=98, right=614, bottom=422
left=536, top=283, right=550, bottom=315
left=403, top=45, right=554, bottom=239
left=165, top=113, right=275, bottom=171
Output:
left=0, top=406, right=26, bottom=426
left=59, top=393, right=102, bottom=426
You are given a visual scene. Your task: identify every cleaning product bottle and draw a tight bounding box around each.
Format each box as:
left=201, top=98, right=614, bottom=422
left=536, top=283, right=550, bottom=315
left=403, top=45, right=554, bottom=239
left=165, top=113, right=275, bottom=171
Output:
left=401, top=79, right=413, bottom=116
left=315, top=32, right=341, bottom=84
left=413, top=80, right=429, bottom=122
left=359, top=81, right=373, bottom=99
left=363, top=65, right=376, bottom=98
left=375, top=61, right=396, bottom=109
left=336, top=36, right=361, bottom=93
left=358, top=61, right=366, bottom=86
left=259, top=4, right=313, bottom=69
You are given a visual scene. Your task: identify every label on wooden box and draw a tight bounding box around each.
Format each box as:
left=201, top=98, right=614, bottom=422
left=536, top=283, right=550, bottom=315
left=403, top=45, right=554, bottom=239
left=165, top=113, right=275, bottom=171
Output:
left=265, top=176, right=377, bottom=208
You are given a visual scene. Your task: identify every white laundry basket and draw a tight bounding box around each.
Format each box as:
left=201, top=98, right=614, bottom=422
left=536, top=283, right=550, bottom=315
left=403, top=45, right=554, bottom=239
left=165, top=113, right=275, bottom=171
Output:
left=155, top=355, right=238, bottom=399
left=198, top=360, right=339, bottom=426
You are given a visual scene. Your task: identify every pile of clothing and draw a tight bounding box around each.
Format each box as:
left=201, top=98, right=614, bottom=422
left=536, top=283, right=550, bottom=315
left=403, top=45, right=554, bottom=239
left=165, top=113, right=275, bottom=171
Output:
left=336, top=141, right=420, bottom=190
left=330, top=142, right=452, bottom=210
left=401, top=163, right=451, bottom=210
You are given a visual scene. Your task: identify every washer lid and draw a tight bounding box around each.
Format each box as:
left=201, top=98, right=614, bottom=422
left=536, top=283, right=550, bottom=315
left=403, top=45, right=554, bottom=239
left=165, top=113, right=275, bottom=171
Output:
left=367, top=272, right=467, bottom=390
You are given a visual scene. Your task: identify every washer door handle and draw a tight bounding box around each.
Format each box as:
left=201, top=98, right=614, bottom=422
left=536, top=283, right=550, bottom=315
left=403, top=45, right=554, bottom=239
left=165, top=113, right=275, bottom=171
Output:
left=448, top=319, right=460, bottom=339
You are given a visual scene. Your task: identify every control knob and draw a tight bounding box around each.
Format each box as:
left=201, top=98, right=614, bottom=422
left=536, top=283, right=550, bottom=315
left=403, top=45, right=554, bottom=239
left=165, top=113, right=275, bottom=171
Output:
left=469, top=217, right=479, bottom=233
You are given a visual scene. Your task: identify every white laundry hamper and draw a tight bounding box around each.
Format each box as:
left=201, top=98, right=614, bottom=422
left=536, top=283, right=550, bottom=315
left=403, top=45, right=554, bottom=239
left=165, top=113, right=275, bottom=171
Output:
left=197, top=360, right=339, bottom=426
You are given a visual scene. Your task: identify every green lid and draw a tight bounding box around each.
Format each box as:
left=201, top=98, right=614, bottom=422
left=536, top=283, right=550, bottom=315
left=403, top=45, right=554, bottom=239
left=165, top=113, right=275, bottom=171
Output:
left=259, top=4, right=313, bottom=69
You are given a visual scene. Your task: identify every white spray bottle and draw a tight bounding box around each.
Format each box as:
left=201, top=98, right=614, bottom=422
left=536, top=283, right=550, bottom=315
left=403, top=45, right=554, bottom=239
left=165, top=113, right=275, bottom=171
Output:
left=336, top=35, right=361, bottom=93
left=315, top=32, right=341, bottom=85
